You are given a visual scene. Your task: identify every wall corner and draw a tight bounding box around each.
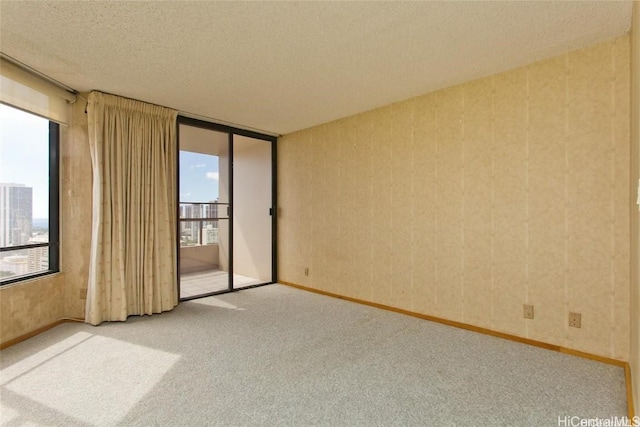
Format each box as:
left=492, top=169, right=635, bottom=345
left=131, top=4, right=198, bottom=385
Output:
left=630, top=0, right=640, bottom=415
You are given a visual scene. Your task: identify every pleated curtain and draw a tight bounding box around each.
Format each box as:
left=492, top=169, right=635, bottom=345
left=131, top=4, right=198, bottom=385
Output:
left=86, top=91, right=178, bottom=325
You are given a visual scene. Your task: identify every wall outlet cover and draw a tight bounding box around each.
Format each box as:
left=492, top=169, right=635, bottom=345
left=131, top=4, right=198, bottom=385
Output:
left=523, top=304, right=534, bottom=319
left=569, top=312, right=581, bottom=328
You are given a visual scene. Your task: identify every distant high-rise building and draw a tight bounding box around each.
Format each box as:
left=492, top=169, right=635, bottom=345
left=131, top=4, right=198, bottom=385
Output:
left=179, top=202, right=220, bottom=246
left=28, top=234, right=49, bottom=271
left=203, top=203, right=218, bottom=219
left=0, top=183, right=33, bottom=247
left=203, top=224, right=219, bottom=245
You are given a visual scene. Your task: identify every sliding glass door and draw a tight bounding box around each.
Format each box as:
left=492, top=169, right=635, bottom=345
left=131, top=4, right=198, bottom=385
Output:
left=177, top=118, right=276, bottom=300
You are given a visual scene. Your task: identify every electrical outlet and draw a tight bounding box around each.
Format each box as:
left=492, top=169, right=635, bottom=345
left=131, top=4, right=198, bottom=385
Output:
left=304, top=267, right=309, bottom=276
left=569, top=312, right=581, bottom=328
left=523, top=304, right=534, bottom=319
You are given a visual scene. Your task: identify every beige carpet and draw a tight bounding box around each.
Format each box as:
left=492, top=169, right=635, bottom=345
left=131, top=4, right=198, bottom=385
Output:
left=0, top=284, right=628, bottom=426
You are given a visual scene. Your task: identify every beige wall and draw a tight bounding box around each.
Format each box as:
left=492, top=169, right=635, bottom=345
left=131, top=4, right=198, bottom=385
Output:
left=278, top=35, right=631, bottom=360
left=0, top=274, right=64, bottom=344
left=61, top=95, right=93, bottom=319
left=180, top=245, right=219, bottom=274
left=630, top=0, right=639, bottom=413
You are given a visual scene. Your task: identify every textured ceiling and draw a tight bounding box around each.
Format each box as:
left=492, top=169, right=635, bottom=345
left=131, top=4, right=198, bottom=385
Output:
left=0, top=1, right=632, bottom=135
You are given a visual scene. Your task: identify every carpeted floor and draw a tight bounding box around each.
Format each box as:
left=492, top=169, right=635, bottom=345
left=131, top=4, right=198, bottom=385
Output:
left=0, top=284, right=628, bottom=426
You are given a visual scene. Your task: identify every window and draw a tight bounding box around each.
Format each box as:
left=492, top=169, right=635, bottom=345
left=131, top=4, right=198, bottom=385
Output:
left=179, top=150, right=224, bottom=247
left=0, top=103, right=59, bottom=284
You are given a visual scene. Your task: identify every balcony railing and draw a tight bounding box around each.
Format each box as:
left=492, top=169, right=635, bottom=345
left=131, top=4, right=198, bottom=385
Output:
left=179, top=202, right=228, bottom=247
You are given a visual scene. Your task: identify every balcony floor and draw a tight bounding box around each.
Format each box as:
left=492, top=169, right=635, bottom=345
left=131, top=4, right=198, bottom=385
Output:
left=179, top=269, right=266, bottom=299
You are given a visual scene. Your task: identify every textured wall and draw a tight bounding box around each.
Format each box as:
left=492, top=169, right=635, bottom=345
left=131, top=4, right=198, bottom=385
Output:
left=60, top=94, right=92, bottom=320
left=630, top=0, right=639, bottom=412
left=180, top=245, right=219, bottom=274
left=0, top=274, right=64, bottom=344
left=278, top=35, right=631, bottom=360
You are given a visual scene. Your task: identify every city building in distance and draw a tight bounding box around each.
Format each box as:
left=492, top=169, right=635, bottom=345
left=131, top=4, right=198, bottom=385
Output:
left=0, top=183, right=33, bottom=247
left=0, top=183, right=49, bottom=279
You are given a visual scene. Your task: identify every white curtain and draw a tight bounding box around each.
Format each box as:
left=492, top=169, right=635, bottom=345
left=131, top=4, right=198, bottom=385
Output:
left=86, top=91, right=178, bottom=325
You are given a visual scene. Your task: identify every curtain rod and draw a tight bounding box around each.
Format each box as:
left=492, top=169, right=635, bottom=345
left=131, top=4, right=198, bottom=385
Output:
left=85, top=91, right=281, bottom=138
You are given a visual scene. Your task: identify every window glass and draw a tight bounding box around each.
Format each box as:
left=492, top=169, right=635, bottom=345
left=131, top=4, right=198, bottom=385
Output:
left=0, top=103, right=58, bottom=283
left=179, top=151, right=223, bottom=247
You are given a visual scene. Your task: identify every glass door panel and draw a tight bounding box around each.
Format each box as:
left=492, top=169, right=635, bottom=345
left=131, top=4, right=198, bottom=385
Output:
left=232, top=135, right=273, bottom=289
left=178, top=124, right=230, bottom=299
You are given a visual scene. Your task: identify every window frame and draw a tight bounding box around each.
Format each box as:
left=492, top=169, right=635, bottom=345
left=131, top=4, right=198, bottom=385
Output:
left=0, top=117, right=60, bottom=285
